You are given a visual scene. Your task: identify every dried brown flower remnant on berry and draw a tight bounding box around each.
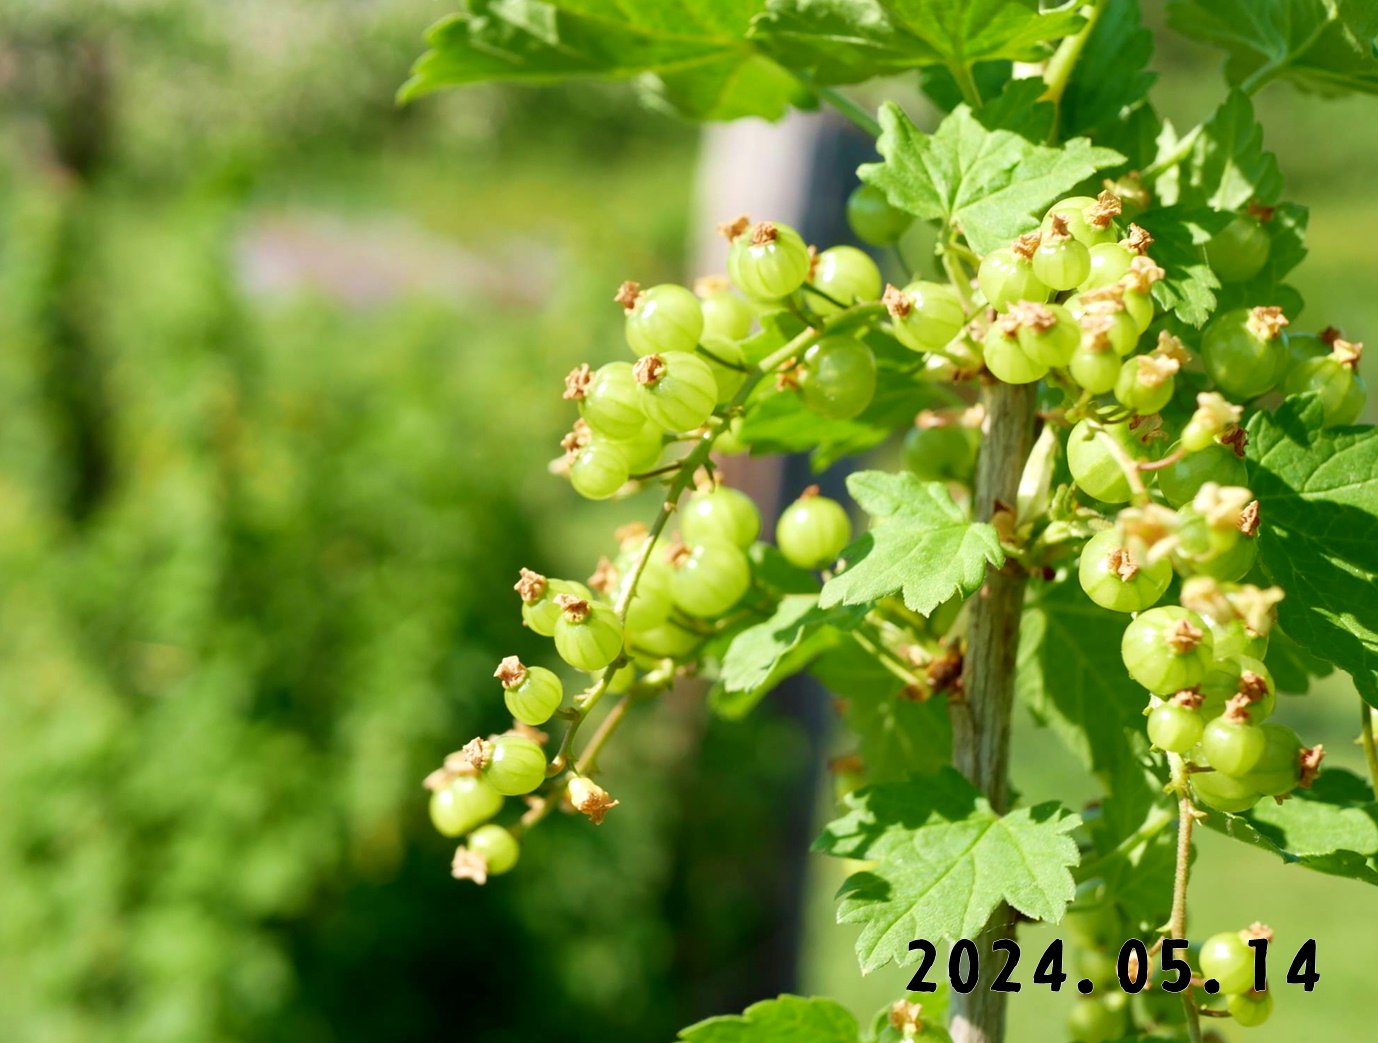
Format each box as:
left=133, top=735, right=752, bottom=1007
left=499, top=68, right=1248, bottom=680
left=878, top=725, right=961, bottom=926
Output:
left=1172, top=688, right=1204, bottom=710
left=614, top=280, right=641, bottom=312
left=882, top=283, right=911, bottom=319
left=494, top=656, right=527, bottom=688
left=1239, top=500, right=1260, bottom=538
left=633, top=353, right=666, bottom=385
left=615, top=521, right=648, bottom=548
left=1299, top=745, right=1325, bottom=788
left=567, top=776, right=619, bottom=824
left=553, top=594, right=590, bottom=622
left=717, top=214, right=750, bottom=241
left=1223, top=693, right=1255, bottom=724
left=1011, top=232, right=1041, bottom=260
left=451, top=846, right=491, bottom=885
left=563, top=363, right=592, bottom=400
left=1166, top=618, right=1204, bottom=654
left=748, top=221, right=779, bottom=246
left=1107, top=544, right=1139, bottom=581
left=1246, top=305, right=1289, bottom=341
left=1121, top=223, right=1154, bottom=254
left=889, top=1000, right=927, bottom=1039
left=1087, top=189, right=1122, bottom=228
left=461, top=736, right=495, bottom=772
left=587, top=557, right=618, bottom=595
left=515, top=568, right=548, bottom=604
left=1332, top=338, right=1363, bottom=370
left=1045, top=212, right=1073, bottom=242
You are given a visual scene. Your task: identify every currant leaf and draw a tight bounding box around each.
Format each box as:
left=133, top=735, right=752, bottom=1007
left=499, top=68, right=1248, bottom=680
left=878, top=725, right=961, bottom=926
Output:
left=819, top=472, right=1004, bottom=616
left=717, top=595, right=864, bottom=707
left=1132, top=204, right=1231, bottom=326
left=1058, top=0, right=1156, bottom=140
left=1246, top=395, right=1378, bottom=705
left=815, top=768, right=1081, bottom=971
left=678, top=994, right=861, bottom=1043
left=1182, top=90, right=1283, bottom=211
left=858, top=102, right=1124, bottom=254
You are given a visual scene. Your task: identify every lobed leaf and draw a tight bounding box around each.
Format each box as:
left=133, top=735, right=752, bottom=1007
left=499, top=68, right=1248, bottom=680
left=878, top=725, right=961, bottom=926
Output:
left=678, top=994, right=861, bottom=1043
left=718, top=595, right=864, bottom=702
left=1182, top=90, right=1283, bottom=211
left=1132, top=205, right=1230, bottom=327
left=1058, top=0, right=1156, bottom=140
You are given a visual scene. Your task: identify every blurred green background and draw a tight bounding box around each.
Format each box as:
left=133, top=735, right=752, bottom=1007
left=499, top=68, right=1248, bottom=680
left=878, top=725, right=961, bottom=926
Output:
left=0, top=3, right=1373, bottom=1042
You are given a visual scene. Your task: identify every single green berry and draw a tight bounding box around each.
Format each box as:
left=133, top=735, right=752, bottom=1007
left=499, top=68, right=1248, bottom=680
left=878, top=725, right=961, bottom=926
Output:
left=697, top=284, right=755, bottom=341
left=1282, top=350, right=1366, bottom=426
left=798, top=335, right=877, bottom=420
left=619, top=281, right=703, bottom=357
left=1202, top=306, right=1289, bottom=399
left=605, top=418, right=664, bottom=474
left=1032, top=220, right=1092, bottom=290
left=977, top=241, right=1050, bottom=312
left=983, top=324, right=1048, bottom=385
left=886, top=280, right=966, bottom=352
left=681, top=485, right=762, bottom=549
left=631, top=620, right=700, bottom=660
left=1013, top=302, right=1080, bottom=367
left=1227, top=989, right=1274, bottom=1027
left=1199, top=931, right=1258, bottom=994
left=903, top=421, right=979, bottom=484
left=668, top=538, right=752, bottom=618
left=846, top=184, right=911, bottom=246
left=1192, top=767, right=1262, bottom=814
left=1147, top=701, right=1205, bottom=753
left=1121, top=605, right=1215, bottom=694
left=552, top=596, right=625, bottom=672
left=776, top=487, right=851, bottom=570
left=1156, top=442, right=1248, bottom=508
left=1080, top=242, right=1134, bottom=291
left=634, top=351, right=719, bottom=432
left=805, top=245, right=882, bottom=315
left=1200, top=655, right=1276, bottom=722
left=430, top=773, right=503, bottom=837
left=1078, top=528, right=1171, bottom=613
left=496, top=656, right=563, bottom=726
left=1066, top=997, right=1126, bottom=1043
left=1068, top=341, right=1123, bottom=395
left=1201, top=708, right=1268, bottom=777
left=1067, top=419, right=1147, bottom=504
left=569, top=441, right=630, bottom=500
left=1206, top=214, right=1270, bottom=284
left=481, top=733, right=548, bottom=796
left=568, top=361, right=645, bottom=440
left=466, top=823, right=520, bottom=876
left=1114, top=353, right=1177, bottom=415
left=727, top=220, right=811, bottom=300
left=1241, top=723, right=1305, bottom=797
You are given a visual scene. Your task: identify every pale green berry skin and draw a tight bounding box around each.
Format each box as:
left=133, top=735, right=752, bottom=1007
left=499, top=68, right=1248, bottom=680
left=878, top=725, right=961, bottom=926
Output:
left=618, top=555, right=673, bottom=633
left=1206, top=214, right=1270, bottom=283
left=977, top=248, right=1049, bottom=311
left=1283, top=355, right=1366, bottom=426
left=1067, top=419, right=1143, bottom=504
left=1032, top=236, right=1092, bottom=291
left=1281, top=331, right=1330, bottom=376
left=1121, top=606, right=1215, bottom=694
left=1155, top=442, right=1248, bottom=507
left=1192, top=768, right=1262, bottom=814
left=1200, top=655, right=1276, bottom=721
left=1201, top=715, right=1268, bottom=776
left=1199, top=931, right=1258, bottom=994
left=1207, top=616, right=1269, bottom=661
left=1044, top=196, right=1118, bottom=246
left=776, top=494, right=852, bottom=570
left=798, top=336, right=877, bottom=420
left=699, top=336, right=749, bottom=405
left=484, top=734, right=548, bottom=796
left=699, top=290, right=755, bottom=341
left=846, top=183, right=912, bottom=246
left=625, top=284, right=704, bottom=357
left=983, top=328, right=1048, bottom=384
left=1068, top=344, right=1122, bottom=394
left=728, top=222, right=811, bottom=300
left=669, top=539, right=752, bottom=618
left=1227, top=989, right=1274, bottom=1027
left=636, top=351, right=719, bottom=432
left=1202, top=308, right=1288, bottom=399
left=503, top=664, right=564, bottom=726
left=553, top=601, right=625, bottom=672
left=1080, top=242, right=1133, bottom=290
left=467, top=824, right=520, bottom=875
left=521, top=578, right=592, bottom=637
left=430, top=774, right=503, bottom=837
left=631, top=620, right=699, bottom=660
left=1114, top=355, right=1175, bottom=415
left=1077, top=528, right=1171, bottom=613
left=891, top=280, right=966, bottom=351
left=569, top=441, right=630, bottom=500
left=1123, top=288, right=1154, bottom=333
left=1066, top=997, right=1126, bottom=1043
left=604, top=418, right=663, bottom=473
left=806, top=245, right=882, bottom=315
left=1242, top=722, right=1304, bottom=796
left=681, top=486, right=761, bottom=549
left=1187, top=532, right=1258, bottom=583
left=1147, top=703, right=1204, bottom=753
left=1017, top=304, right=1080, bottom=367
left=579, top=361, right=646, bottom=440
left=1067, top=296, right=1140, bottom=355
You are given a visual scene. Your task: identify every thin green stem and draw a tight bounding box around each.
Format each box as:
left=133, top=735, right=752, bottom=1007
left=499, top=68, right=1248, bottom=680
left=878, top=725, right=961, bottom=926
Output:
left=949, top=61, right=984, bottom=109
left=1041, top=0, right=1109, bottom=108
left=851, top=625, right=926, bottom=690
left=1074, top=805, right=1174, bottom=882
left=1361, top=699, right=1378, bottom=795
left=576, top=695, right=632, bottom=776
left=792, top=72, right=881, bottom=137
left=1167, top=751, right=1204, bottom=1043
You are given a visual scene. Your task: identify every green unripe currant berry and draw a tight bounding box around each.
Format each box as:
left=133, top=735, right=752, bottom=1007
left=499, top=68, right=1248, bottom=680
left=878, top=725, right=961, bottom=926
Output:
left=1044, top=191, right=1122, bottom=246
left=1080, top=242, right=1134, bottom=291
left=567, top=361, right=645, bottom=440
left=727, top=220, right=811, bottom=301
left=1121, top=606, right=1215, bottom=694
left=697, top=282, right=755, bottom=341
left=668, top=538, right=752, bottom=618
left=1282, top=351, right=1366, bottom=426
left=1068, top=296, right=1140, bottom=356
left=1201, top=709, right=1268, bottom=777
left=977, top=242, right=1050, bottom=312
left=983, top=324, right=1048, bottom=384
left=681, top=485, right=761, bottom=549
left=1192, top=766, right=1262, bottom=814
left=516, top=570, right=592, bottom=637
left=798, top=335, right=877, bottom=420
left=1202, top=306, right=1289, bottom=399
left=1281, top=330, right=1331, bottom=377
left=1206, top=615, right=1269, bottom=661
left=632, top=620, right=700, bottom=660
left=1147, top=702, right=1205, bottom=753
left=903, top=421, right=979, bottom=484
left=1122, top=287, right=1154, bottom=333
left=1068, top=341, right=1122, bottom=395
left=886, top=280, right=967, bottom=352
left=1066, top=996, right=1126, bottom=1043
left=846, top=183, right=912, bottom=246
left=776, top=487, right=852, bottom=570
left=1077, top=528, right=1171, bottom=613
left=466, top=823, right=520, bottom=876
left=1067, top=419, right=1146, bottom=504
left=605, top=418, right=664, bottom=473
left=618, top=281, right=704, bottom=357
left=615, top=551, right=674, bottom=633
left=699, top=336, right=749, bottom=405
left=714, top=415, right=747, bottom=455
left=634, top=351, right=718, bottom=432
left=1200, top=655, right=1276, bottom=722
left=1156, top=443, right=1248, bottom=508
left=430, top=773, right=503, bottom=837
left=569, top=441, right=630, bottom=500
left=1013, top=302, right=1079, bottom=367
left=1187, top=530, right=1258, bottom=583
left=1227, top=989, right=1274, bottom=1027
left=1032, top=218, right=1092, bottom=291
left=1199, top=931, right=1258, bottom=994
left=1206, top=214, right=1271, bottom=284
left=552, top=595, right=624, bottom=672
left=805, top=245, right=882, bottom=315
left=478, top=733, right=548, bottom=796
left=495, top=656, right=563, bottom=726
left=1241, top=722, right=1305, bottom=796
left=1114, top=353, right=1177, bottom=415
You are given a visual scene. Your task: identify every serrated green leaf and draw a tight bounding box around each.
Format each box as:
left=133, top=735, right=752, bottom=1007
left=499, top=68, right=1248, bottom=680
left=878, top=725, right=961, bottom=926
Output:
left=720, top=595, right=863, bottom=695
left=820, top=471, right=1003, bottom=615
left=816, top=768, right=1081, bottom=970
left=1016, top=576, right=1144, bottom=776
left=859, top=103, right=1123, bottom=254
left=1059, top=0, right=1156, bottom=139
left=1183, top=91, right=1283, bottom=211
left=1246, top=395, right=1378, bottom=704
left=1264, top=623, right=1335, bottom=694
left=1201, top=769, right=1378, bottom=886
left=814, top=640, right=952, bottom=781
left=1167, top=0, right=1378, bottom=97
left=1134, top=205, right=1230, bottom=327
left=402, top=0, right=800, bottom=121
left=678, top=994, right=861, bottom=1043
